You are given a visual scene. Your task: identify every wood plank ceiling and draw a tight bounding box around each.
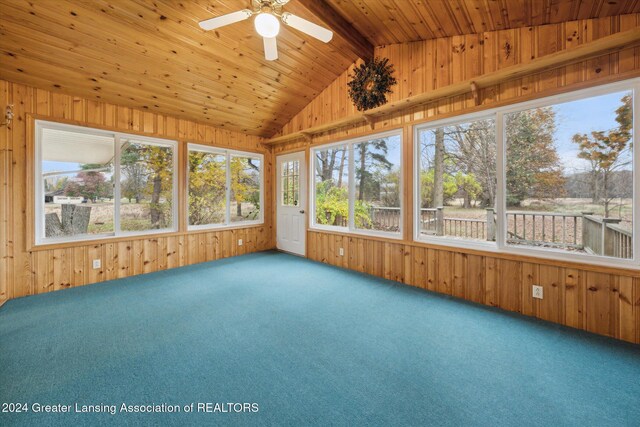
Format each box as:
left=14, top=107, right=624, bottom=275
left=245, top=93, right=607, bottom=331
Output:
left=0, top=0, right=363, bottom=136
left=327, top=0, right=640, bottom=46
left=1, top=0, right=639, bottom=137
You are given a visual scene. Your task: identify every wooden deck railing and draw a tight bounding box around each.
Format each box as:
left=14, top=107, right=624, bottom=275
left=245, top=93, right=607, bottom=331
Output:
left=420, top=208, right=438, bottom=235
left=419, top=207, right=495, bottom=241
left=322, top=206, right=632, bottom=259
left=583, top=214, right=633, bottom=259
left=443, top=218, right=488, bottom=240
left=506, top=211, right=582, bottom=249
left=369, top=206, right=401, bottom=231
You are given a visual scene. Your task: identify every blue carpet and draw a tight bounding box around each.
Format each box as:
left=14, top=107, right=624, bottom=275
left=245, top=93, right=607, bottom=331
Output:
left=1, top=250, right=639, bottom=426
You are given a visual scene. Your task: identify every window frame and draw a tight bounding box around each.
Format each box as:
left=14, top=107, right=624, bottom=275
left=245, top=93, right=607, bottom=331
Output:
left=413, top=112, right=499, bottom=251
left=186, top=143, right=264, bottom=231
left=309, top=129, right=404, bottom=239
left=35, top=120, right=179, bottom=246
left=280, top=158, right=301, bottom=207
left=413, top=78, right=640, bottom=269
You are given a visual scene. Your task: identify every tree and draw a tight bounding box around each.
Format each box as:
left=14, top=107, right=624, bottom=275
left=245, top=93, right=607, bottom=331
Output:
left=142, top=145, right=173, bottom=228
left=120, top=142, right=173, bottom=229
left=188, top=152, right=226, bottom=225
left=455, top=172, right=482, bottom=208
left=45, top=175, right=69, bottom=193
left=432, top=128, right=445, bottom=207
left=380, top=169, right=401, bottom=207
left=420, top=124, right=493, bottom=209
left=420, top=169, right=458, bottom=208
left=231, top=157, right=260, bottom=219
left=64, top=164, right=111, bottom=203
left=355, top=139, right=392, bottom=201
left=315, top=180, right=370, bottom=228
left=120, top=148, right=146, bottom=204
left=446, top=120, right=497, bottom=207
left=572, top=94, right=632, bottom=217
left=505, top=107, right=565, bottom=206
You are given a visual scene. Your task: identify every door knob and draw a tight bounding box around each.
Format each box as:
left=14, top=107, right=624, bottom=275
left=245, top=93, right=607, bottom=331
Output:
left=299, top=210, right=305, bottom=214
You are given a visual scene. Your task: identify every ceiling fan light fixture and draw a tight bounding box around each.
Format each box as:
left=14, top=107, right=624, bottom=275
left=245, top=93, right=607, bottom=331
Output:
left=254, top=12, right=280, bottom=38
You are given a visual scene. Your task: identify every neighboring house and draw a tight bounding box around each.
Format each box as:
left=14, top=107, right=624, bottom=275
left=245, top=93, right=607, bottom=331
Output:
left=44, top=189, right=83, bottom=204
left=44, top=188, right=64, bottom=203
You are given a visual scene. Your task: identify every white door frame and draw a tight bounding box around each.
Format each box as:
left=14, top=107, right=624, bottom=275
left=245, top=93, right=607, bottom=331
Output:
left=276, top=151, right=307, bottom=256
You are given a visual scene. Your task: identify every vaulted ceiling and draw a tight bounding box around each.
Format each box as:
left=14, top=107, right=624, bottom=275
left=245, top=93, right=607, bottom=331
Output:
left=1, top=0, right=638, bottom=137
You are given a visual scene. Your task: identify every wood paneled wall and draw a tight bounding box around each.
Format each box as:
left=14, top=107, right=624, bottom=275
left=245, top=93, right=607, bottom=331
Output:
left=307, top=230, right=639, bottom=344
left=275, top=16, right=640, bottom=344
left=0, top=79, right=275, bottom=304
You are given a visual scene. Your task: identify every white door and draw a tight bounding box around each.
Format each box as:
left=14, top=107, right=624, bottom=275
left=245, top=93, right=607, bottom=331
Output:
left=276, top=151, right=306, bottom=256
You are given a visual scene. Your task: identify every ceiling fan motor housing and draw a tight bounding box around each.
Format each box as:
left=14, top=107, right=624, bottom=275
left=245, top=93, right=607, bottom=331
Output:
left=253, top=0, right=289, bottom=10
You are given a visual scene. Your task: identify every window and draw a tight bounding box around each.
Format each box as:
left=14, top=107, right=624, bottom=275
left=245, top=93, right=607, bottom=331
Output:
left=187, top=144, right=263, bottom=229
left=281, top=160, right=300, bottom=206
left=36, top=121, right=177, bottom=244
left=504, top=89, right=634, bottom=259
left=416, top=117, right=496, bottom=243
left=311, top=130, right=402, bottom=236
left=414, top=79, right=638, bottom=267
left=188, top=147, right=226, bottom=227
left=230, top=154, right=262, bottom=223
left=120, top=138, right=175, bottom=231
left=314, top=144, right=349, bottom=228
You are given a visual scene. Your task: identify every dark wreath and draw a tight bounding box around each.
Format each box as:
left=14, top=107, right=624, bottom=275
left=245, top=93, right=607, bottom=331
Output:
left=347, top=57, right=397, bottom=112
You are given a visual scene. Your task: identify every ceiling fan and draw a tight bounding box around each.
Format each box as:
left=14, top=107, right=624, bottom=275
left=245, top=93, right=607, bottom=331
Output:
left=198, top=0, right=333, bottom=61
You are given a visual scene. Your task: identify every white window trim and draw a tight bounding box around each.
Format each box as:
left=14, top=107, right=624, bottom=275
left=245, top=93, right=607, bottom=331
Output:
left=413, top=113, right=499, bottom=252
left=186, top=143, right=264, bottom=231
left=309, top=129, right=404, bottom=239
left=413, top=78, right=640, bottom=270
left=35, top=120, right=179, bottom=246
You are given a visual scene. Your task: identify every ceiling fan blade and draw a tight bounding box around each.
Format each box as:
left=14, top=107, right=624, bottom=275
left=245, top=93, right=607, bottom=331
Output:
left=281, top=12, right=333, bottom=43
left=198, top=9, right=252, bottom=31
left=263, top=37, right=278, bottom=61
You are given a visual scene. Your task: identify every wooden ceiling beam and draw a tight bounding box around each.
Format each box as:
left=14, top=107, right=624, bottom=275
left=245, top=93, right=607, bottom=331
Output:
left=294, top=0, right=374, bottom=60
left=264, top=26, right=640, bottom=145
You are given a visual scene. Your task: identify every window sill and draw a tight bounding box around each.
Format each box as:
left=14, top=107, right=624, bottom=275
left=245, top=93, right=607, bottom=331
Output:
left=414, top=235, right=499, bottom=253
left=500, top=244, right=639, bottom=271
left=187, top=220, right=265, bottom=232
left=309, top=224, right=403, bottom=240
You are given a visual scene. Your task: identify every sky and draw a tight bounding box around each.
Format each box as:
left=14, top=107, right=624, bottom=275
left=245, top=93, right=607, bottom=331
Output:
left=43, top=160, right=88, bottom=173
left=551, top=90, right=632, bottom=173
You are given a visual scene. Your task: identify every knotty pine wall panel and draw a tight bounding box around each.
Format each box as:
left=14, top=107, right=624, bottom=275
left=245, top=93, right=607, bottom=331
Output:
left=0, top=79, right=275, bottom=303
left=307, top=231, right=640, bottom=344
left=281, top=15, right=640, bottom=344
